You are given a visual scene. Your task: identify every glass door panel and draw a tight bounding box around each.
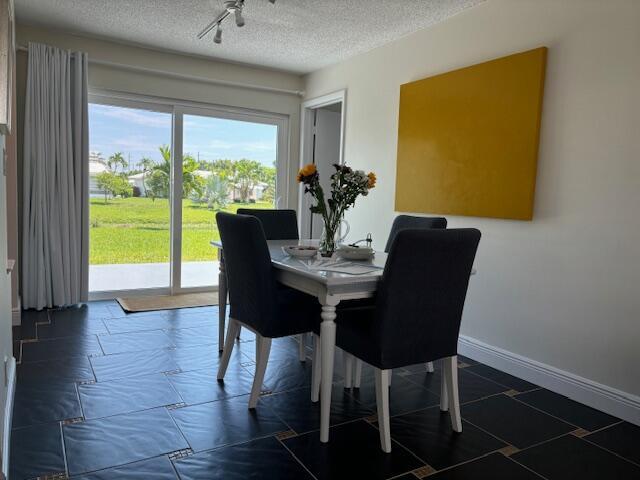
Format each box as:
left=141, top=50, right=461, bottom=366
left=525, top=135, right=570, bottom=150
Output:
left=180, top=113, right=278, bottom=289
left=88, top=102, right=172, bottom=293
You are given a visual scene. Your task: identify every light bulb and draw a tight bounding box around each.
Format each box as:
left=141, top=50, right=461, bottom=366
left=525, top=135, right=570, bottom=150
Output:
left=214, top=25, right=222, bottom=44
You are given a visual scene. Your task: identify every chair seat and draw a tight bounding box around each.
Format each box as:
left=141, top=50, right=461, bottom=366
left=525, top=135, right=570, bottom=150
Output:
left=231, top=283, right=321, bottom=339
left=313, top=305, right=445, bottom=370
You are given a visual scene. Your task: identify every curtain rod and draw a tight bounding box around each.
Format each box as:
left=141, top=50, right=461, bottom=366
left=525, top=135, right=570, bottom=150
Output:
left=16, top=44, right=305, bottom=97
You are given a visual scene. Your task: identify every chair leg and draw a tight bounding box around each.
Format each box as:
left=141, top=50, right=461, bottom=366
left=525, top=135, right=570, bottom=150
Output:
left=236, top=326, right=241, bottom=341
left=311, top=334, right=321, bottom=402
left=248, top=335, right=272, bottom=409
left=374, top=368, right=392, bottom=453
left=217, top=318, right=240, bottom=380
left=426, top=361, right=435, bottom=373
left=298, top=333, right=307, bottom=362
left=353, top=359, right=362, bottom=389
left=444, top=355, right=462, bottom=432
left=440, top=369, right=449, bottom=411
left=343, top=350, right=353, bottom=388
left=388, top=369, right=393, bottom=387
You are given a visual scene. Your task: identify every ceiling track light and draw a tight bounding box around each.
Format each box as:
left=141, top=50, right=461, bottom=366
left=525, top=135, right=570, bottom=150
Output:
left=197, top=0, right=275, bottom=45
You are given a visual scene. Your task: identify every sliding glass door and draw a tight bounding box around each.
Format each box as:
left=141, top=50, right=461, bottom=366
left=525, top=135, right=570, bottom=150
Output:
left=178, top=111, right=278, bottom=289
left=87, top=94, right=288, bottom=298
left=88, top=100, right=173, bottom=294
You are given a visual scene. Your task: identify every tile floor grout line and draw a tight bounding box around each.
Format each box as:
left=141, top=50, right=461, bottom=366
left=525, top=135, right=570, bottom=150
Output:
left=73, top=381, right=86, bottom=422
left=580, top=434, right=640, bottom=468
left=163, top=405, right=195, bottom=455
left=276, top=435, right=320, bottom=480
left=508, top=394, right=582, bottom=430
left=582, top=419, right=625, bottom=436
left=505, top=454, right=552, bottom=480
left=59, top=420, right=70, bottom=478
left=462, top=366, right=537, bottom=392
left=361, top=417, right=432, bottom=470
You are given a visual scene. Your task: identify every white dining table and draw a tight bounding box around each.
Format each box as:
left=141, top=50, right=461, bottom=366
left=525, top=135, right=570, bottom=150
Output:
left=211, top=239, right=385, bottom=443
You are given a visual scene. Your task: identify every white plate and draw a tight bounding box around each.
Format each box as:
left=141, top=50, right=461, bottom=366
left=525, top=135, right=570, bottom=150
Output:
left=336, top=247, right=374, bottom=261
left=282, top=245, right=318, bottom=259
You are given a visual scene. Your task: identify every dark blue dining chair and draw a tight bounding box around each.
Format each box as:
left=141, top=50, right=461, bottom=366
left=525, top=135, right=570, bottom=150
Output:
left=234, top=208, right=307, bottom=361
left=320, top=228, right=480, bottom=452
left=344, top=215, right=448, bottom=387
left=236, top=208, right=299, bottom=240
left=384, top=215, right=447, bottom=252
left=215, top=212, right=320, bottom=408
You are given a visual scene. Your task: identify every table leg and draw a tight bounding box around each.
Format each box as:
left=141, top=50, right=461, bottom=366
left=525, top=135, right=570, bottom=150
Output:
left=320, top=300, right=338, bottom=443
left=218, top=248, right=227, bottom=352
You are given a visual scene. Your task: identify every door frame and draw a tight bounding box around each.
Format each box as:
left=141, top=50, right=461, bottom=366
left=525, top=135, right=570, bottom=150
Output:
left=173, top=104, right=289, bottom=294
left=298, top=89, right=347, bottom=238
left=87, top=89, right=291, bottom=299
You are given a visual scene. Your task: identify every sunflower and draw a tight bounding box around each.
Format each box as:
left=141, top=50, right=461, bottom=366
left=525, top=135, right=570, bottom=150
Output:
left=297, top=163, right=317, bottom=183
left=367, top=172, right=377, bottom=189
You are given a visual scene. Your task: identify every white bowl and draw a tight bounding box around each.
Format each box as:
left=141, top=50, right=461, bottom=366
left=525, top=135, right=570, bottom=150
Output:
left=282, top=245, right=318, bottom=259
left=336, top=246, right=374, bottom=261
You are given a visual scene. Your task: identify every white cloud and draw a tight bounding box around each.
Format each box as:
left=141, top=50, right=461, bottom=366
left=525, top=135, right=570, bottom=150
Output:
left=111, top=135, right=160, bottom=152
left=90, top=104, right=171, bottom=128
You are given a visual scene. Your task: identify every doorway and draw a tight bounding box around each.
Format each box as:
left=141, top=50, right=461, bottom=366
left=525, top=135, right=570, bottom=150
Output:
left=299, top=90, right=346, bottom=239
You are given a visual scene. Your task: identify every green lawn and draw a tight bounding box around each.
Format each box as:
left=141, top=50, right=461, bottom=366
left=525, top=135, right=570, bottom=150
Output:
left=89, top=197, right=273, bottom=264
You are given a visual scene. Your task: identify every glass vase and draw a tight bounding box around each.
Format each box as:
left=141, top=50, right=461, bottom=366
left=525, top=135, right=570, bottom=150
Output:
left=319, top=217, right=350, bottom=257
left=319, top=222, right=338, bottom=257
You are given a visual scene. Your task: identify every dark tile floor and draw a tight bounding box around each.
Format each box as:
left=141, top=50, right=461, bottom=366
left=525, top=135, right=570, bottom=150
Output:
left=10, top=301, right=640, bottom=479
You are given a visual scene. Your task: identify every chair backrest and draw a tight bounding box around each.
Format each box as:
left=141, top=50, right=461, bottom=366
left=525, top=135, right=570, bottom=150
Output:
left=384, top=215, right=447, bottom=252
left=236, top=209, right=299, bottom=240
left=216, top=212, right=278, bottom=333
left=375, top=228, right=481, bottom=367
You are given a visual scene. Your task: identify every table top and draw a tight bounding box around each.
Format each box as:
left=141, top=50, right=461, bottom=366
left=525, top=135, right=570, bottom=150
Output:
left=211, top=239, right=386, bottom=288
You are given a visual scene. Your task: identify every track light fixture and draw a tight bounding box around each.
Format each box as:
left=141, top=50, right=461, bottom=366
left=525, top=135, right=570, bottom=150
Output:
left=235, top=8, right=245, bottom=27
left=197, top=0, right=275, bottom=45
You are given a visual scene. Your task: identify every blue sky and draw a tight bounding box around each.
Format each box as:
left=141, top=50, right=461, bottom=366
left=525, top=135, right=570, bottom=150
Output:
left=89, top=103, right=277, bottom=169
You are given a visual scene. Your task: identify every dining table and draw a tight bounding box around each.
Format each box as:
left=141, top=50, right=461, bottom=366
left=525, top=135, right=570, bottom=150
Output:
left=212, top=238, right=386, bottom=443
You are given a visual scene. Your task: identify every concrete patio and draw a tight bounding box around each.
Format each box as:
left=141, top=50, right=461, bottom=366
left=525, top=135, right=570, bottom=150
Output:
left=89, top=261, right=220, bottom=292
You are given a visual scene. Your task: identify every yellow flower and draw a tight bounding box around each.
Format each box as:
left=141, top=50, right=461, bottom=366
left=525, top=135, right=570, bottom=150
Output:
left=301, top=163, right=317, bottom=176
left=367, top=172, right=377, bottom=188
left=297, top=163, right=317, bottom=182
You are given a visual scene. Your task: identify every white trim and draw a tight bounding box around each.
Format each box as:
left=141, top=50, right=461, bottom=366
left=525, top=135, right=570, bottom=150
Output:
left=458, top=335, right=640, bottom=426
left=90, top=88, right=290, bottom=122
left=11, top=296, right=20, bottom=326
left=170, top=111, right=184, bottom=295
left=298, top=89, right=347, bottom=238
left=2, top=356, right=16, bottom=479
left=18, top=45, right=304, bottom=97
left=88, top=287, right=171, bottom=301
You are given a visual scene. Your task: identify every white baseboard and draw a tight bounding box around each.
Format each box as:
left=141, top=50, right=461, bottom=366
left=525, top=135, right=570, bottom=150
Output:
left=2, top=356, right=16, bottom=479
left=458, top=335, right=640, bottom=427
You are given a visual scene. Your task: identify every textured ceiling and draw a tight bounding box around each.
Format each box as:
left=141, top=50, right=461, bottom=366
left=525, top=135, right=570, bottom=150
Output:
left=15, top=0, right=483, bottom=74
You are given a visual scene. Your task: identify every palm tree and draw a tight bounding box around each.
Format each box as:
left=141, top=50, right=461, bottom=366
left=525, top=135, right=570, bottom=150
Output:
left=234, top=159, right=262, bottom=202
left=107, top=152, right=127, bottom=173
left=145, top=145, right=204, bottom=199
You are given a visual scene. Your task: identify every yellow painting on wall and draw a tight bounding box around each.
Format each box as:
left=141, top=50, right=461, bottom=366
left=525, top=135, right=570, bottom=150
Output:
left=395, top=47, right=547, bottom=220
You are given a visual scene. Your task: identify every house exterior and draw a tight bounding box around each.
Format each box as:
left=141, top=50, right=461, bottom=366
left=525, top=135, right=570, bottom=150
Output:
left=89, top=151, right=108, bottom=197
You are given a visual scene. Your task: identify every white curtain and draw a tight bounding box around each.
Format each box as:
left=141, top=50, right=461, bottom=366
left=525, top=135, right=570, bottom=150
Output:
left=22, top=43, right=89, bottom=310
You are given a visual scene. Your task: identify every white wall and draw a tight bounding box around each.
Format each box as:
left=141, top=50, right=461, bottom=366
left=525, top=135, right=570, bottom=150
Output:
left=0, top=131, right=14, bottom=466
left=304, top=0, right=640, bottom=402
left=15, top=24, right=305, bottom=209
